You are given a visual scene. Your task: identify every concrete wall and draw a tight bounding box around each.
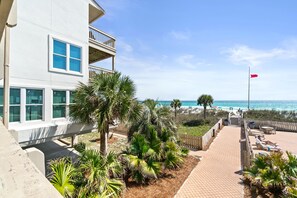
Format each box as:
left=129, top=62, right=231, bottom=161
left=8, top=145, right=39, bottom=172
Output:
left=202, top=119, right=222, bottom=150
left=0, top=123, right=62, bottom=197
left=24, top=147, right=46, bottom=175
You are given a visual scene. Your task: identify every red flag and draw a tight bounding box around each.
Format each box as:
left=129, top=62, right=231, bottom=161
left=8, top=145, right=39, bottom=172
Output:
left=250, top=74, right=258, bottom=78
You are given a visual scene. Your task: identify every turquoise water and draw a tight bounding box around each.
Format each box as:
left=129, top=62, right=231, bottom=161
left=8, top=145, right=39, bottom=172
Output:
left=157, top=100, right=297, bottom=111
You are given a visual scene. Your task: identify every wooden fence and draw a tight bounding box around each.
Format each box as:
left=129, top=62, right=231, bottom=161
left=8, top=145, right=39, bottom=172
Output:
left=246, top=120, right=297, bottom=132
left=179, top=134, right=202, bottom=150
left=179, top=119, right=223, bottom=150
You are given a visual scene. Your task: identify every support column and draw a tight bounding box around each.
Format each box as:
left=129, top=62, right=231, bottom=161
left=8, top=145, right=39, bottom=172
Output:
left=112, top=56, right=115, bottom=71
left=3, top=26, right=10, bottom=127
left=71, top=134, right=78, bottom=147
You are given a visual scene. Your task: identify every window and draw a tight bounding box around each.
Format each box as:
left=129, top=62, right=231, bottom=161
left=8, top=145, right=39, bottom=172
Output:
left=69, top=91, right=76, bottom=104
left=70, top=46, right=81, bottom=72
left=0, top=88, right=21, bottom=122
left=26, top=89, right=43, bottom=121
left=53, top=90, right=66, bottom=118
left=51, top=38, right=82, bottom=74
left=53, top=40, right=67, bottom=70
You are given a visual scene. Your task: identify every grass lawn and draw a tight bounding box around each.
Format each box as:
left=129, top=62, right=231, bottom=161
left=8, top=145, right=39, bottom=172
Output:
left=178, top=125, right=211, bottom=137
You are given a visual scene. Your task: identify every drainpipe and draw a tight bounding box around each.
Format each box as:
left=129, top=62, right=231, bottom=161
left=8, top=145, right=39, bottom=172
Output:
left=3, top=25, right=10, bottom=127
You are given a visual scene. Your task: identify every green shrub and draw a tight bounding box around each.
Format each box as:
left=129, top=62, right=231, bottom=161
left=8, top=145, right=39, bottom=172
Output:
left=244, top=110, right=297, bottom=122
left=73, top=142, right=86, bottom=153
left=245, top=151, right=297, bottom=196
left=183, top=119, right=210, bottom=126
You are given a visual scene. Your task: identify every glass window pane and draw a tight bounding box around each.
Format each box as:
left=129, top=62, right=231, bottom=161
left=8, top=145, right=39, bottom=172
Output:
left=70, top=59, right=81, bottom=72
left=53, top=55, right=66, bottom=70
left=0, top=88, right=3, bottom=105
left=26, top=105, right=42, bottom=121
left=0, top=106, right=2, bottom=118
left=10, top=88, right=20, bottom=105
left=53, top=40, right=66, bottom=55
left=70, top=91, right=76, bottom=103
left=70, top=45, right=81, bottom=59
left=26, top=89, right=43, bottom=104
left=10, top=106, right=20, bottom=122
left=53, top=105, right=66, bottom=118
left=53, top=91, right=66, bottom=104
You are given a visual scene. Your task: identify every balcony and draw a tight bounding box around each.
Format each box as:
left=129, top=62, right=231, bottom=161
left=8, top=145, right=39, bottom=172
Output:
left=89, top=65, right=113, bottom=78
left=89, top=26, right=116, bottom=64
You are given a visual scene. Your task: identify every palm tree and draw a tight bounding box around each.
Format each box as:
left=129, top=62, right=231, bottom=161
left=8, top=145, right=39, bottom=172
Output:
left=70, top=72, right=141, bottom=156
left=128, top=99, right=176, bottom=140
left=197, top=94, right=214, bottom=119
left=170, top=99, right=182, bottom=120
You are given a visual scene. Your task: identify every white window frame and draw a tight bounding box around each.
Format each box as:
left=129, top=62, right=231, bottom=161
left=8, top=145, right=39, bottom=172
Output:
left=49, top=35, right=84, bottom=76
left=25, top=88, right=44, bottom=122
left=0, top=87, right=21, bottom=123
left=52, top=89, right=67, bottom=119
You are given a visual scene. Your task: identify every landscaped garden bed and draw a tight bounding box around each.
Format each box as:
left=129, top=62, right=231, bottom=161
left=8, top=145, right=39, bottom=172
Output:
left=123, top=156, right=199, bottom=198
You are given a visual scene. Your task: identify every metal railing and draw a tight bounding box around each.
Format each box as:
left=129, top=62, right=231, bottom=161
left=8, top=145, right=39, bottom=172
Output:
left=89, top=65, right=113, bottom=78
left=89, top=26, right=115, bottom=48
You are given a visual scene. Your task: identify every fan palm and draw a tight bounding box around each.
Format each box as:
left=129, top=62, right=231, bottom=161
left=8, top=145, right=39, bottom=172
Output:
left=50, top=158, right=75, bottom=197
left=70, top=72, right=141, bottom=155
left=122, top=133, right=161, bottom=183
left=128, top=99, right=176, bottom=140
left=170, top=99, right=182, bottom=120
left=77, top=149, right=124, bottom=197
left=197, top=94, right=214, bottom=119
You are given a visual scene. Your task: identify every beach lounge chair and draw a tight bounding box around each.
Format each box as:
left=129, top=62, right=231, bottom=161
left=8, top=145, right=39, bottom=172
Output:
left=255, top=138, right=281, bottom=152
left=255, top=136, right=278, bottom=147
left=247, top=127, right=264, bottom=137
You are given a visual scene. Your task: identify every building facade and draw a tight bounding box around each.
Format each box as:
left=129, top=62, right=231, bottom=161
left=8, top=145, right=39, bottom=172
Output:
left=0, top=0, right=116, bottom=146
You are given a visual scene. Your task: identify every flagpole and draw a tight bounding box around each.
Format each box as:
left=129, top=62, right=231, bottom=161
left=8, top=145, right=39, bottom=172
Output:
left=248, top=66, right=250, bottom=110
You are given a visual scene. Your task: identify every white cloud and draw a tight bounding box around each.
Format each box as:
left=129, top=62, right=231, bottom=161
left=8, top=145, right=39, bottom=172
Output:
left=169, top=30, right=191, bottom=40
left=225, top=44, right=297, bottom=66
left=117, top=40, right=133, bottom=53
left=176, top=54, right=207, bottom=69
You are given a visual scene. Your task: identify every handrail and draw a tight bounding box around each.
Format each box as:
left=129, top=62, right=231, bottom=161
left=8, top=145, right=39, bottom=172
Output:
left=89, top=65, right=113, bottom=74
left=89, top=26, right=116, bottom=48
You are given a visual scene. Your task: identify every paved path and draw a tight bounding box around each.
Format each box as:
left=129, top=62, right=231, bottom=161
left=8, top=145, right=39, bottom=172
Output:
left=176, top=126, right=243, bottom=198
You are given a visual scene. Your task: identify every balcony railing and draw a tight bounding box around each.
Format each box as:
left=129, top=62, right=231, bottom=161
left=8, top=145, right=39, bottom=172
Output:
left=89, top=26, right=115, bottom=48
left=89, top=65, right=113, bottom=78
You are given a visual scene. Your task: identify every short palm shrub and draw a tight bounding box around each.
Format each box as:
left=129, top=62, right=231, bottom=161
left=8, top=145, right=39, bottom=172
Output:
left=50, top=150, right=124, bottom=198
left=244, top=151, right=297, bottom=196
left=122, top=126, right=188, bottom=184
left=50, top=158, right=75, bottom=197
left=73, top=142, right=86, bottom=153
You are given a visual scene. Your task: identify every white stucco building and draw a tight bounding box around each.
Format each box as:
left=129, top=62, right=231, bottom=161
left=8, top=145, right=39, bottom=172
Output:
left=0, top=0, right=116, bottom=146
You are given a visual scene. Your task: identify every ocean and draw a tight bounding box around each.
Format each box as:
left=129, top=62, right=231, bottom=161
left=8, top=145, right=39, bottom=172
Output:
left=157, top=100, right=297, bottom=111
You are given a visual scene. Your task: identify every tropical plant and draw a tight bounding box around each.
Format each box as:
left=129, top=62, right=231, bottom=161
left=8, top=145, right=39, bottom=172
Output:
left=128, top=99, right=176, bottom=140
left=197, top=94, right=214, bottom=119
left=122, top=133, right=161, bottom=183
left=245, top=151, right=297, bottom=196
left=170, top=99, right=182, bottom=120
left=75, top=149, right=124, bottom=197
left=50, top=158, right=75, bottom=197
left=123, top=126, right=187, bottom=183
left=73, top=142, right=86, bottom=153
left=70, top=72, right=141, bottom=155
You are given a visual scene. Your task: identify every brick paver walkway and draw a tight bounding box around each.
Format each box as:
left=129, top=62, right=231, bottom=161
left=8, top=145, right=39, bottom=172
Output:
left=176, top=126, right=243, bottom=198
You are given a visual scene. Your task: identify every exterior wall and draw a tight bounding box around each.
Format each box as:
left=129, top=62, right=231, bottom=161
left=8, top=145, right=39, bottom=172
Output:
left=4, top=0, right=97, bottom=145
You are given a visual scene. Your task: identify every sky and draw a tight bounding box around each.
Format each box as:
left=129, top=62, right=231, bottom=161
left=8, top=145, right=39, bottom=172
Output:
left=93, top=0, right=297, bottom=101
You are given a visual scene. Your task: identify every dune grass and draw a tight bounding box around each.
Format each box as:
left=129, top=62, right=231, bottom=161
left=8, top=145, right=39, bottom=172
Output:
left=178, top=125, right=211, bottom=137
